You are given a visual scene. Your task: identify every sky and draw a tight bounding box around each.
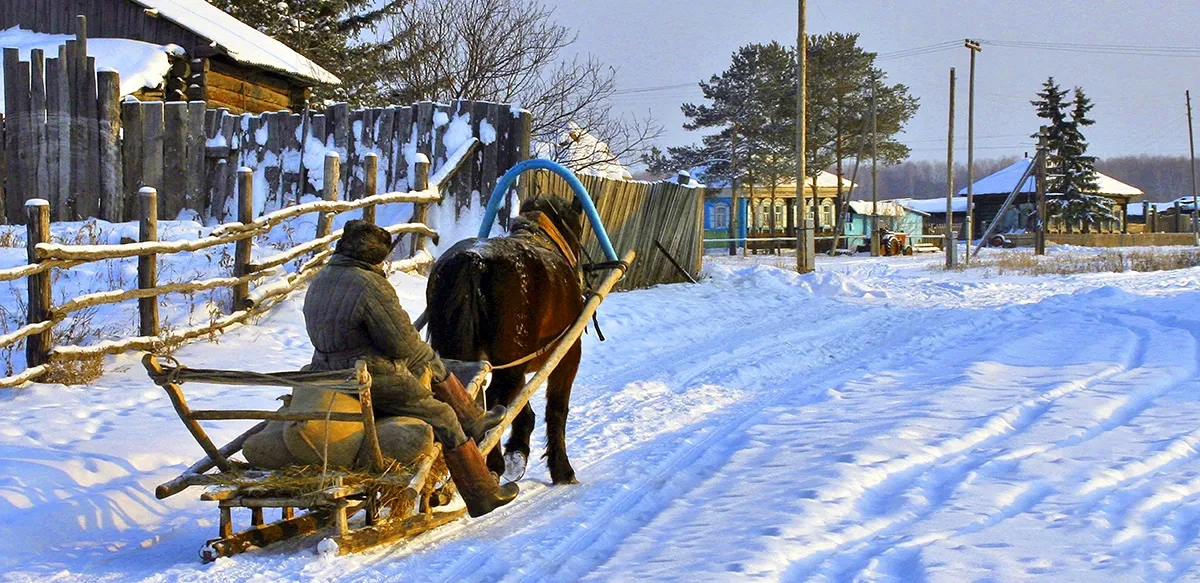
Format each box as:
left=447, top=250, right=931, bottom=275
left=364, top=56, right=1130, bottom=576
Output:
left=543, top=0, right=1200, bottom=163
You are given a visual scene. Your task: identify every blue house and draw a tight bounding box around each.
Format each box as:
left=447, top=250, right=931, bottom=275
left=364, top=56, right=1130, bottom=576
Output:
left=703, top=196, right=749, bottom=249
left=843, top=201, right=928, bottom=251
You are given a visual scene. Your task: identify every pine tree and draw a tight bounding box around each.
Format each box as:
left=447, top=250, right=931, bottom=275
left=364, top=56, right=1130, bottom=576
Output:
left=207, top=0, right=418, bottom=106
left=1033, top=79, right=1113, bottom=230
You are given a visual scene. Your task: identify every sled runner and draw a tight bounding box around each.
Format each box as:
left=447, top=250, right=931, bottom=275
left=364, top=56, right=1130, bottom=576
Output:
left=143, top=250, right=633, bottom=561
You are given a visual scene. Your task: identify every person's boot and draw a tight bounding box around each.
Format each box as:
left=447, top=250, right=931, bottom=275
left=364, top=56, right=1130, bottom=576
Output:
left=443, top=438, right=520, bottom=517
left=432, top=373, right=506, bottom=442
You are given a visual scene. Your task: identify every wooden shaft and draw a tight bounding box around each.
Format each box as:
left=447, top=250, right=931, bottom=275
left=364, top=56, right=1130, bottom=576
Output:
left=317, top=153, right=340, bottom=238
left=143, top=354, right=234, bottom=472
left=363, top=154, right=377, bottom=224
left=480, top=250, right=634, bottom=455
left=138, top=188, right=159, bottom=337
left=24, top=200, right=51, bottom=371
left=156, top=420, right=267, bottom=499
left=233, top=168, right=254, bottom=309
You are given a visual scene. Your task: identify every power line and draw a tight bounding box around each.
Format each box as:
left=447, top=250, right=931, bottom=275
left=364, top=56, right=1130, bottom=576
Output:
left=978, top=38, right=1200, bottom=58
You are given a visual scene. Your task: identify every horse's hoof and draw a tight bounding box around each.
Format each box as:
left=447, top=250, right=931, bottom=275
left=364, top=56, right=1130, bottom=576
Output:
left=502, top=451, right=528, bottom=483
left=551, top=474, right=579, bottom=486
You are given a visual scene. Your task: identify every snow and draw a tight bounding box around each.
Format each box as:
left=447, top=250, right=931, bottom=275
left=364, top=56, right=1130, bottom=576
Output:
left=959, top=158, right=1145, bottom=197
left=893, top=196, right=968, bottom=214
left=0, top=27, right=171, bottom=113
left=128, top=0, right=339, bottom=85
left=479, top=119, right=497, bottom=145
left=9, top=247, right=1200, bottom=579
left=847, top=200, right=915, bottom=217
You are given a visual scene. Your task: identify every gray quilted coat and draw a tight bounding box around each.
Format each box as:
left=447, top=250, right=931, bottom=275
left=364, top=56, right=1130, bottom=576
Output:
left=303, top=253, right=440, bottom=402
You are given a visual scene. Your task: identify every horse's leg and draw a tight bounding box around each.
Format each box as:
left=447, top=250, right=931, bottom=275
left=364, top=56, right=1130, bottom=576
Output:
left=544, top=339, right=581, bottom=485
left=485, top=368, right=524, bottom=476
left=503, top=401, right=535, bottom=481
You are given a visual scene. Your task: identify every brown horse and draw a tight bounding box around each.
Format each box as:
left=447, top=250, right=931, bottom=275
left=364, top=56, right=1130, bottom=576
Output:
left=426, top=196, right=585, bottom=484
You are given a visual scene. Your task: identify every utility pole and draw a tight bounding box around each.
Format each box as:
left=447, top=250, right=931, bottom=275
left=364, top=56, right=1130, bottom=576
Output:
left=729, top=126, right=740, bottom=256
left=795, top=0, right=814, bottom=273
left=946, top=68, right=956, bottom=269
left=870, top=72, right=879, bottom=257
left=1188, top=90, right=1198, bottom=244
left=1036, top=126, right=1048, bottom=255
left=964, top=39, right=981, bottom=263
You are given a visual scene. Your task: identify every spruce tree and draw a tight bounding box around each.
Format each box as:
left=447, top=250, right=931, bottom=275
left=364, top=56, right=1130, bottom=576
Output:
left=1033, top=79, right=1113, bottom=230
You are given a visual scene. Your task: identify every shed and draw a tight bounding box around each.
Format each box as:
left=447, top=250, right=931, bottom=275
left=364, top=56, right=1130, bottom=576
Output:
left=0, top=0, right=339, bottom=113
left=843, top=200, right=927, bottom=251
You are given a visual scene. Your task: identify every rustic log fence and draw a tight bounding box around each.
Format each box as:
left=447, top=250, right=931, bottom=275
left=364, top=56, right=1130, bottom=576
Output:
left=1, top=18, right=531, bottom=225
left=0, top=137, right=477, bottom=388
left=528, top=170, right=704, bottom=290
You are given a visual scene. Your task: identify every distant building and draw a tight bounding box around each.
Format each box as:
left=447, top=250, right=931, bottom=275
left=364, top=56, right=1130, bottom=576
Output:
left=1, top=0, right=340, bottom=113
left=956, top=158, right=1143, bottom=236
left=701, top=171, right=857, bottom=248
left=844, top=201, right=927, bottom=251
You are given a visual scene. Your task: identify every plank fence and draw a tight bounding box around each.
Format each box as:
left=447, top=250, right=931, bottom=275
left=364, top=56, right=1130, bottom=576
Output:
left=528, top=170, right=704, bottom=290
left=0, top=137, right=477, bottom=389
left=0, top=18, right=531, bottom=225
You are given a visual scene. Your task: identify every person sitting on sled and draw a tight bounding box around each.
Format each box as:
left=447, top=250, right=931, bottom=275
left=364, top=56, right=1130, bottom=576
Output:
left=302, top=219, right=519, bottom=517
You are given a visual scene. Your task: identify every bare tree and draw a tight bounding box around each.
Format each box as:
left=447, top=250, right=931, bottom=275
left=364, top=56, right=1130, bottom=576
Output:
left=387, top=0, right=661, bottom=173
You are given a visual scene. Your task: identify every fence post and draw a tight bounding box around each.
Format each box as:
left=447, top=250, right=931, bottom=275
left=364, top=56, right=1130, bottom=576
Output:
left=363, top=153, right=378, bottom=224
left=97, top=71, right=123, bottom=222
left=25, top=199, right=51, bottom=372
left=233, top=168, right=254, bottom=309
left=411, top=153, right=431, bottom=255
left=317, top=153, right=340, bottom=238
left=138, top=188, right=159, bottom=337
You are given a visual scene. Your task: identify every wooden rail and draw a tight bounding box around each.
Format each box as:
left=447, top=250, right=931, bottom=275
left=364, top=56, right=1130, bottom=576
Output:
left=0, top=138, right=481, bottom=388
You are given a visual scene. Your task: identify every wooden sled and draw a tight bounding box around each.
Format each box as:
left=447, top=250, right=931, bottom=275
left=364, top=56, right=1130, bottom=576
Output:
left=144, top=249, right=633, bottom=561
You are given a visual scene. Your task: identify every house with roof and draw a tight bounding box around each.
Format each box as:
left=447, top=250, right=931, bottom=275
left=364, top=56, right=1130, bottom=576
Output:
left=1, top=0, right=339, bottom=113
left=701, top=170, right=857, bottom=249
left=956, top=158, right=1143, bottom=237
left=843, top=200, right=928, bottom=252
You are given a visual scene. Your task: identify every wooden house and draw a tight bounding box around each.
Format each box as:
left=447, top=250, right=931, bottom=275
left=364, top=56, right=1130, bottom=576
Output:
left=702, top=170, right=857, bottom=248
left=957, top=158, right=1143, bottom=236
left=0, top=0, right=339, bottom=113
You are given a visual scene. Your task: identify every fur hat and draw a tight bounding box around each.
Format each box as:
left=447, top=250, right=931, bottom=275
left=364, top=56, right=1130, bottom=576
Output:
left=334, top=220, right=393, bottom=265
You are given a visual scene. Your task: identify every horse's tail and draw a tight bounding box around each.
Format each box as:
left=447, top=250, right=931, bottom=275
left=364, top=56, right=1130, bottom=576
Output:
left=427, top=250, right=488, bottom=361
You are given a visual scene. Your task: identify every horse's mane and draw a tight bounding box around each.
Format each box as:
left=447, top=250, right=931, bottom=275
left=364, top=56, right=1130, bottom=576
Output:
left=512, top=196, right=584, bottom=256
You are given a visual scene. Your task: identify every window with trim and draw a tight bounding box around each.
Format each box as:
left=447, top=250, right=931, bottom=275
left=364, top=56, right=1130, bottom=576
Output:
left=712, top=204, right=730, bottom=230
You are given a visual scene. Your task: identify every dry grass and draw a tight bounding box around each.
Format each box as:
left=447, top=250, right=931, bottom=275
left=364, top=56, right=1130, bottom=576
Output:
left=959, top=248, right=1200, bottom=276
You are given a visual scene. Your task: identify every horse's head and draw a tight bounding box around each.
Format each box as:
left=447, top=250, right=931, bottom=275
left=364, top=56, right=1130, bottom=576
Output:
left=518, top=196, right=585, bottom=259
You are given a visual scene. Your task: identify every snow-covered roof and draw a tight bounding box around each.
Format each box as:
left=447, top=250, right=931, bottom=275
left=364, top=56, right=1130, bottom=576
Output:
left=891, top=197, right=967, bottom=214
left=699, top=169, right=857, bottom=191
left=847, top=200, right=919, bottom=217
left=957, top=158, right=1144, bottom=198
left=129, top=0, right=340, bottom=85
left=538, top=122, right=634, bottom=180
left=0, top=27, right=172, bottom=114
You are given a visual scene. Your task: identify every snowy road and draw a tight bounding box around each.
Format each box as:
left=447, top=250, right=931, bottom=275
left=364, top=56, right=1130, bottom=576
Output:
left=5, top=251, right=1200, bottom=581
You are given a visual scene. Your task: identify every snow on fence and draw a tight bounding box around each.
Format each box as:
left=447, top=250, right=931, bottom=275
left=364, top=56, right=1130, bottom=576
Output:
left=0, top=137, right=477, bottom=389
left=527, top=170, right=704, bottom=290
left=0, top=20, right=532, bottom=225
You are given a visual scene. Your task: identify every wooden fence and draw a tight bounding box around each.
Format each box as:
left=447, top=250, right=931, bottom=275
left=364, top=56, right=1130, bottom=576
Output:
left=528, top=171, right=704, bottom=290
left=0, top=21, right=531, bottom=224
left=0, top=137, right=477, bottom=388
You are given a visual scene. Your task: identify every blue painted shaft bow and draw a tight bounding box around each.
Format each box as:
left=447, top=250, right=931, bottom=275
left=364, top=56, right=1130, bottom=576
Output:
left=477, top=159, right=618, bottom=262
